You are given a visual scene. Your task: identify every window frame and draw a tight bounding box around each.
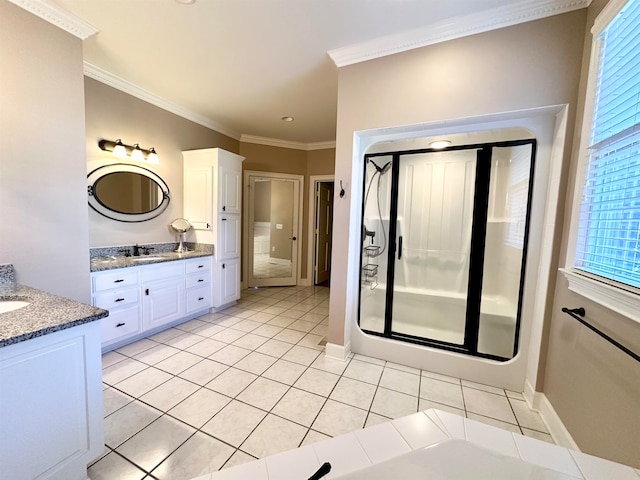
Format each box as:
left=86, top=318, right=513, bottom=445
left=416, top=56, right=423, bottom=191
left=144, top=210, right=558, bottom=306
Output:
left=562, top=0, right=640, bottom=325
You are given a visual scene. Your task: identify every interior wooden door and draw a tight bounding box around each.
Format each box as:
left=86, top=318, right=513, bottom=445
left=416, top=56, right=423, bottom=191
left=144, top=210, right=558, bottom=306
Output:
left=314, top=181, right=334, bottom=284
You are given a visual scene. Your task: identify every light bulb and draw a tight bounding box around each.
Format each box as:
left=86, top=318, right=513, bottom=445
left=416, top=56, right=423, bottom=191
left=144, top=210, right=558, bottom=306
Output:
left=131, top=144, right=144, bottom=161
left=147, top=147, right=159, bottom=164
left=113, top=139, right=127, bottom=158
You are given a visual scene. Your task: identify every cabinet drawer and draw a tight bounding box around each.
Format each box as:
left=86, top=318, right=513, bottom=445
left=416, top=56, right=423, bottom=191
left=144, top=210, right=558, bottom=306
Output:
left=93, top=269, right=138, bottom=292
left=94, top=288, right=139, bottom=309
left=186, top=285, right=212, bottom=313
left=140, top=262, right=183, bottom=282
left=101, top=306, right=141, bottom=344
left=185, top=257, right=212, bottom=274
left=186, top=274, right=210, bottom=289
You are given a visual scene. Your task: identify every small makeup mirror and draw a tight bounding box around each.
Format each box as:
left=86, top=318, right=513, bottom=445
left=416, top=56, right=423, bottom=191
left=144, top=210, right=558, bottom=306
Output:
left=169, top=218, right=193, bottom=252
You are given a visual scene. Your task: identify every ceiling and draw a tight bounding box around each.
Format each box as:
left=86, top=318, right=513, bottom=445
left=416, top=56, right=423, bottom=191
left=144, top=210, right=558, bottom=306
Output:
left=48, top=0, right=581, bottom=147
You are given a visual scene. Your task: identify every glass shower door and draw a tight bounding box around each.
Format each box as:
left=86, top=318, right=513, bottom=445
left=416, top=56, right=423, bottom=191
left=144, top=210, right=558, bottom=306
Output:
left=477, top=143, right=534, bottom=358
left=358, top=155, right=394, bottom=334
left=358, top=138, right=535, bottom=361
left=390, top=149, right=478, bottom=345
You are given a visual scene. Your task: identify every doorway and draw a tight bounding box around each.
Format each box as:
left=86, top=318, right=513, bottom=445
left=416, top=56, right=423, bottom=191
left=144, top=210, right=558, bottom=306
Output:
left=309, top=177, right=334, bottom=286
left=244, top=171, right=304, bottom=287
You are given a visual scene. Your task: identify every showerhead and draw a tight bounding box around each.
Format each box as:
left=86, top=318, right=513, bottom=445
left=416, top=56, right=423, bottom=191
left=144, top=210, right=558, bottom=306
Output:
left=370, top=160, right=391, bottom=174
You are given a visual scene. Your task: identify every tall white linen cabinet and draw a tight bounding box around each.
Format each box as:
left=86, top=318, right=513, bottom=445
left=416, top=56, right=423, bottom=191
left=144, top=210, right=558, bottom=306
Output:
left=182, top=148, right=244, bottom=309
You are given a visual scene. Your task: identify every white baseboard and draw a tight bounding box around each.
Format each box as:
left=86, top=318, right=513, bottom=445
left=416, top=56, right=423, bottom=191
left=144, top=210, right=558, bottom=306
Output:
left=524, top=380, right=580, bottom=451
left=325, top=341, right=351, bottom=361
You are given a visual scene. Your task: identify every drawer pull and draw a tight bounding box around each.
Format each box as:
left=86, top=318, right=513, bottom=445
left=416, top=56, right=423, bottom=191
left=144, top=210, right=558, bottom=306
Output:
left=116, top=322, right=126, bottom=328
left=222, top=263, right=225, bottom=269
left=114, top=279, right=124, bottom=283
left=145, top=288, right=150, bottom=295
left=198, top=265, right=204, bottom=268
left=198, top=279, right=204, bottom=283
left=114, top=298, right=125, bottom=303
left=198, top=297, right=204, bottom=301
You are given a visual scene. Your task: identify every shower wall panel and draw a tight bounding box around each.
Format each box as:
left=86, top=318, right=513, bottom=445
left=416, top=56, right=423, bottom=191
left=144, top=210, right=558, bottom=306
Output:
left=395, top=152, right=476, bottom=294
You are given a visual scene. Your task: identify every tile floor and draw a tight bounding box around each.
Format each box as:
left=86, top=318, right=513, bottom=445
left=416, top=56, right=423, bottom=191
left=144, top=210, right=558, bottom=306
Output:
left=90, top=285, right=553, bottom=480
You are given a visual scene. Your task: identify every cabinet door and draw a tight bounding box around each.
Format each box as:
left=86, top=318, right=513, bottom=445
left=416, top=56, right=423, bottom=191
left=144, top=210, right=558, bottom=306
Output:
left=218, top=214, right=241, bottom=259
left=184, top=165, right=213, bottom=230
left=0, top=323, right=103, bottom=480
left=100, top=305, right=142, bottom=345
left=219, top=166, right=241, bottom=214
left=216, top=258, right=240, bottom=306
left=142, top=280, right=184, bottom=330
left=186, top=285, right=212, bottom=314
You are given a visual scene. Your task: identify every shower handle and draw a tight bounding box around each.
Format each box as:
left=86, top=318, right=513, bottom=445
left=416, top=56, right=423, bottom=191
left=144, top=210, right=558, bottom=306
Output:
left=398, top=236, right=403, bottom=260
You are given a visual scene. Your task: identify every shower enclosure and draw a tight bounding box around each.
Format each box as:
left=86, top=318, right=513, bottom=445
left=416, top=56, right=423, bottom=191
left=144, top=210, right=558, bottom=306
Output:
left=358, top=139, right=536, bottom=360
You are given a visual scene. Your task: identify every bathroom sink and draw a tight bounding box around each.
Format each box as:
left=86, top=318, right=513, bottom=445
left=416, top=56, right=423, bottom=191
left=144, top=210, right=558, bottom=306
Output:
left=91, top=256, right=117, bottom=264
left=130, top=256, right=164, bottom=262
left=0, top=300, right=30, bottom=314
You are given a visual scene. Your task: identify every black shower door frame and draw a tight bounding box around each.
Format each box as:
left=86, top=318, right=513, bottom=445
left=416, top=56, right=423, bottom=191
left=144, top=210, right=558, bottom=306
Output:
left=358, top=138, right=537, bottom=362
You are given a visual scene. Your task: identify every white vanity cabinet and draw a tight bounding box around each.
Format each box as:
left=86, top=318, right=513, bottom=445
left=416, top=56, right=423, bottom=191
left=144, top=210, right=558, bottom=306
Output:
left=0, top=322, right=103, bottom=480
left=91, top=268, right=142, bottom=345
left=185, top=257, right=213, bottom=314
left=218, top=214, right=241, bottom=259
left=216, top=257, right=241, bottom=305
left=183, top=148, right=244, bottom=309
left=183, top=165, right=213, bottom=230
left=140, top=261, right=184, bottom=331
left=219, top=164, right=242, bottom=214
left=91, top=256, right=213, bottom=350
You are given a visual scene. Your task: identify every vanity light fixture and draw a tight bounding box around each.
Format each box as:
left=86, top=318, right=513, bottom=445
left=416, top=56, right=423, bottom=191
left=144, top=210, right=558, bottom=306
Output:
left=98, top=139, right=160, bottom=164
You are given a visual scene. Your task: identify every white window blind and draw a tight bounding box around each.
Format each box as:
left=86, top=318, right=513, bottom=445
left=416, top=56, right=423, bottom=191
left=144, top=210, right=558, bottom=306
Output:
left=575, top=0, right=640, bottom=289
left=505, top=145, right=532, bottom=249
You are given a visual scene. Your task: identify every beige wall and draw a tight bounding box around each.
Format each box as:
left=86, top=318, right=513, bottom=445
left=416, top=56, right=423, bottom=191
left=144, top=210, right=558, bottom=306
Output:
left=542, top=0, right=640, bottom=468
left=85, top=78, right=238, bottom=248
left=330, top=10, right=586, bottom=346
left=0, top=1, right=90, bottom=302
left=240, top=142, right=335, bottom=280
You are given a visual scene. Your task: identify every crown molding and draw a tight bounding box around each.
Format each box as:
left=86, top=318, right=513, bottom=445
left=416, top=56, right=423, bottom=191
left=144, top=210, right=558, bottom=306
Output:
left=240, top=134, right=336, bottom=151
left=84, top=62, right=241, bottom=140
left=8, top=0, right=98, bottom=39
left=328, top=0, right=591, bottom=67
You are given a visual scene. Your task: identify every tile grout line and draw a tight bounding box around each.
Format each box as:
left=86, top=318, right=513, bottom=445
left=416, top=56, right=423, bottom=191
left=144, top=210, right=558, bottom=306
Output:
left=98, top=285, right=553, bottom=478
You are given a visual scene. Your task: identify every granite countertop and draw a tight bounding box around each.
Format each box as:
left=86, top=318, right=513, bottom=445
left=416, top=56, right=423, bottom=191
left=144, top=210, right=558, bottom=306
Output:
left=0, top=282, right=108, bottom=348
left=90, top=250, right=213, bottom=272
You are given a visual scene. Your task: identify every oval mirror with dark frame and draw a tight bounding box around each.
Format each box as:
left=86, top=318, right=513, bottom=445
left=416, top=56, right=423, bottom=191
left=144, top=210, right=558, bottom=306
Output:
left=87, top=164, right=170, bottom=222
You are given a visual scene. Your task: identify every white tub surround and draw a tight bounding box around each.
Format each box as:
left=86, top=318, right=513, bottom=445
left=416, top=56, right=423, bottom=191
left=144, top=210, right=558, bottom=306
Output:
left=202, top=409, right=640, bottom=480
left=360, top=288, right=517, bottom=358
